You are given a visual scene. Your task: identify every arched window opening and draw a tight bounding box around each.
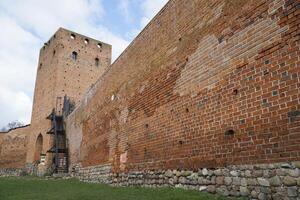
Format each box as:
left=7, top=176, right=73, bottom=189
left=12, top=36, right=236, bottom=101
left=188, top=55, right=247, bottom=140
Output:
left=70, top=33, right=76, bottom=39
left=72, top=51, right=78, bottom=60
left=84, top=39, right=89, bottom=44
left=97, top=43, right=102, bottom=48
left=34, top=134, right=43, bottom=164
left=95, top=58, right=99, bottom=67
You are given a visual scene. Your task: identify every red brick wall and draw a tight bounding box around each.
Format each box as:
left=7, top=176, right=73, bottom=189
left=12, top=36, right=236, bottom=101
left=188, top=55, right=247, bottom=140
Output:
left=26, top=28, right=111, bottom=166
left=66, top=0, right=300, bottom=172
left=0, top=126, right=30, bottom=168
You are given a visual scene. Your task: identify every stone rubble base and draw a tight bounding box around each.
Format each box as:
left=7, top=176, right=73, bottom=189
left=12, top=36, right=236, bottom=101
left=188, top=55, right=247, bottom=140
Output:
left=1, top=162, right=300, bottom=199
left=74, top=162, right=300, bottom=200
left=0, top=168, right=24, bottom=177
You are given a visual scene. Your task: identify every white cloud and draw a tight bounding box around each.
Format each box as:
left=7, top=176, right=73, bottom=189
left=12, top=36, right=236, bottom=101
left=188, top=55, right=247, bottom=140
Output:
left=0, top=0, right=129, bottom=59
left=118, top=0, right=131, bottom=23
left=0, top=15, right=39, bottom=93
left=0, top=0, right=105, bottom=38
left=0, top=0, right=130, bottom=128
left=140, top=0, right=168, bottom=27
left=127, top=0, right=168, bottom=40
left=0, top=14, right=39, bottom=127
left=0, top=86, right=32, bottom=127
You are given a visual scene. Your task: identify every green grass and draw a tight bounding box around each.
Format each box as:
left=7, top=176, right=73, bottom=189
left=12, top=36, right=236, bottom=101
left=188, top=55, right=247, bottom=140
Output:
left=0, top=177, right=240, bottom=200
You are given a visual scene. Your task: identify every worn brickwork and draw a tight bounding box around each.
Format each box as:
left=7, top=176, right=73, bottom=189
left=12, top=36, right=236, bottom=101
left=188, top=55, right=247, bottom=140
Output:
left=65, top=107, right=84, bottom=165
left=0, top=28, right=112, bottom=171
left=64, top=0, right=300, bottom=198
left=66, top=0, right=300, bottom=171
left=0, top=126, right=30, bottom=168
left=0, top=0, right=300, bottom=198
left=25, top=28, right=112, bottom=168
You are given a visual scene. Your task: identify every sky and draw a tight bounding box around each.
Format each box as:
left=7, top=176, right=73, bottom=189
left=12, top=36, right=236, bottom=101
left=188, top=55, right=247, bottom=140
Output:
left=0, top=0, right=168, bottom=128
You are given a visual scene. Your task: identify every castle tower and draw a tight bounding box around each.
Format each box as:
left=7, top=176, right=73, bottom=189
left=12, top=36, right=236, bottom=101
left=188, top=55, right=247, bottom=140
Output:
left=26, top=28, right=112, bottom=171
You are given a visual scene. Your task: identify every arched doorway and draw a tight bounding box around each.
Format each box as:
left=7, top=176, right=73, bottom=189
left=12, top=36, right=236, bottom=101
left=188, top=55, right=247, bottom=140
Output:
left=34, top=134, right=43, bottom=163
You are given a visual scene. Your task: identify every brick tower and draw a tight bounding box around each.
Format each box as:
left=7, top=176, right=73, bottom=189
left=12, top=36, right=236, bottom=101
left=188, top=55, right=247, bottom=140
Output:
left=26, top=28, right=112, bottom=173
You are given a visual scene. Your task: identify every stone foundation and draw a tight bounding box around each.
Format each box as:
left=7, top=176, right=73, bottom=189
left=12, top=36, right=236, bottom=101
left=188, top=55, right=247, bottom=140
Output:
left=0, top=168, right=24, bottom=177
left=74, top=164, right=112, bottom=184
left=25, top=163, right=37, bottom=175
left=76, top=162, right=300, bottom=200
left=1, top=161, right=299, bottom=199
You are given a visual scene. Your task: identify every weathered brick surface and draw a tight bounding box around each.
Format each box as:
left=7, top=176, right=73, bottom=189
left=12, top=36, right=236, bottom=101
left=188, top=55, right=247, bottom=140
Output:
left=0, top=28, right=112, bottom=170
left=0, top=2, right=299, bottom=198
left=0, top=126, right=30, bottom=168
left=26, top=28, right=112, bottom=167
left=66, top=0, right=300, bottom=173
left=0, top=0, right=299, bottom=198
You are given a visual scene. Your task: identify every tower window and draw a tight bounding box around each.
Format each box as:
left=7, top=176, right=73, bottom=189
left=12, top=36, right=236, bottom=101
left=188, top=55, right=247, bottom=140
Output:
left=97, top=43, right=102, bottom=48
left=70, top=34, right=76, bottom=39
left=84, top=39, right=89, bottom=44
left=72, top=51, right=78, bottom=60
left=95, top=58, right=99, bottom=67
